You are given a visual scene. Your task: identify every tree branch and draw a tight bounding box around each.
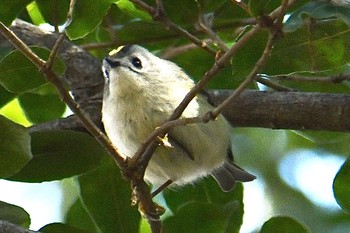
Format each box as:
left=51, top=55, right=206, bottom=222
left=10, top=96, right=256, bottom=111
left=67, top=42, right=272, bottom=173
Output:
left=0, top=221, right=39, bottom=233
left=2, top=20, right=350, bottom=133
left=208, top=90, right=350, bottom=132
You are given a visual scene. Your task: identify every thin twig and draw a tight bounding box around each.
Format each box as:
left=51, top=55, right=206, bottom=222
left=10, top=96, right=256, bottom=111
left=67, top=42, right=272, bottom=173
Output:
left=160, top=43, right=202, bottom=59
left=256, top=76, right=295, bottom=91
left=0, top=22, right=45, bottom=68
left=130, top=0, right=216, bottom=55
left=169, top=26, right=261, bottom=121
left=211, top=32, right=278, bottom=118
left=81, top=19, right=257, bottom=52
left=276, top=0, right=290, bottom=27
left=45, top=33, right=65, bottom=70
left=211, top=1, right=293, bottom=118
left=195, top=1, right=229, bottom=52
left=65, top=0, right=76, bottom=28
left=270, top=0, right=297, bottom=19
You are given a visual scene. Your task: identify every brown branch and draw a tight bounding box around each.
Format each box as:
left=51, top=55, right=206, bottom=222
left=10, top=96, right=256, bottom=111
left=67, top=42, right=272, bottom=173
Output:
left=28, top=89, right=350, bottom=132
left=208, top=90, right=350, bottom=131
left=195, top=1, right=229, bottom=52
left=130, top=0, right=217, bottom=55
left=256, top=76, right=295, bottom=91
left=211, top=31, right=277, bottom=118
left=0, top=221, right=39, bottom=233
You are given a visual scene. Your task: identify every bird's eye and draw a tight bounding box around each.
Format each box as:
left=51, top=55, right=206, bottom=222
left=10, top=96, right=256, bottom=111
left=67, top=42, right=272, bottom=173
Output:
left=131, top=57, right=142, bottom=69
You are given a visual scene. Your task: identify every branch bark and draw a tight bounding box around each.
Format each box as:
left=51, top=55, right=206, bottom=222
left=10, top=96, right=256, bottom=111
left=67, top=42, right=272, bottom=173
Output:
left=0, top=221, right=39, bottom=233
left=209, top=90, right=350, bottom=132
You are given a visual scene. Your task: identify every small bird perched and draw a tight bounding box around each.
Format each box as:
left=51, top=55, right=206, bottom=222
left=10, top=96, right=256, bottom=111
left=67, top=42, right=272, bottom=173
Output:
left=101, top=45, right=255, bottom=192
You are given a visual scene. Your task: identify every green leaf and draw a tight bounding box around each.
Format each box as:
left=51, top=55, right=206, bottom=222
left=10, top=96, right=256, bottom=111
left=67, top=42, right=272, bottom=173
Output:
left=0, top=201, right=30, bottom=228
left=66, top=198, right=97, bottom=232
left=78, top=157, right=140, bottom=233
left=164, top=178, right=244, bottom=212
left=260, top=216, right=309, bottom=233
left=333, top=158, right=350, bottom=213
left=115, top=0, right=151, bottom=21
left=114, top=20, right=176, bottom=43
left=231, top=29, right=269, bottom=84
left=285, top=1, right=350, bottom=32
left=164, top=179, right=244, bottom=233
left=0, top=0, right=32, bottom=25
left=263, top=19, right=350, bottom=93
left=267, top=20, right=350, bottom=75
left=0, top=47, right=65, bottom=93
left=35, top=0, right=70, bottom=26
left=40, top=223, right=92, bottom=233
left=18, top=93, right=66, bottom=124
left=8, top=130, right=106, bottom=182
left=0, top=115, right=32, bottom=178
left=249, top=0, right=281, bottom=17
left=66, top=0, right=114, bottom=39
left=292, top=131, right=350, bottom=144
left=163, top=201, right=243, bottom=233
left=171, top=47, right=237, bottom=89
left=0, top=47, right=14, bottom=62
left=160, top=0, right=198, bottom=25
left=0, top=85, right=15, bottom=108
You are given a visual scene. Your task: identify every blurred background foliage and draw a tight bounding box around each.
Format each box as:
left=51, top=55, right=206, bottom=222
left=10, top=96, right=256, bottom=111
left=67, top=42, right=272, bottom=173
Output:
left=0, top=0, right=350, bottom=233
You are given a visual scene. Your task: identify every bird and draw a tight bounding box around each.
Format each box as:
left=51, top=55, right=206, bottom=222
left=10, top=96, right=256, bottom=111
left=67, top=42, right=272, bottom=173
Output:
left=101, top=45, right=255, bottom=192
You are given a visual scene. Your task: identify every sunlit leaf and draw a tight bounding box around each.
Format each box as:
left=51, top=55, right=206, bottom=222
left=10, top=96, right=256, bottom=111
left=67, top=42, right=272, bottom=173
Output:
left=0, top=201, right=30, bottom=228
left=0, top=98, right=31, bottom=127
left=26, top=1, right=46, bottom=25
left=8, top=130, right=106, bottom=182
left=115, top=0, right=151, bottom=21
left=333, top=158, right=350, bottom=213
left=0, top=115, right=32, bottom=178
